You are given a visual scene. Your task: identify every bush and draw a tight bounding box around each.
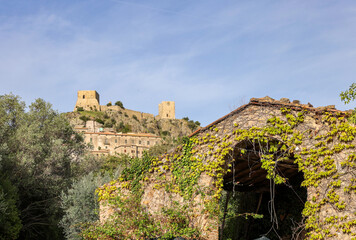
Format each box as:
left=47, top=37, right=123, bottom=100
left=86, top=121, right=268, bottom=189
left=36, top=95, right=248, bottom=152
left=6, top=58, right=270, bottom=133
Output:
left=94, top=118, right=104, bottom=125
left=187, top=120, right=197, bottom=130
left=0, top=176, right=22, bottom=240
left=161, top=131, right=170, bottom=136
left=146, top=137, right=183, bottom=157
left=76, top=106, right=84, bottom=111
left=60, top=172, right=113, bottom=240
left=103, top=121, right=113, bottom=128
left=340, top=83, right=356, bottom=124
left=99, top=154, right=131, bottom=177
left=132, top=115, right=138, bottom=121
left=79, top=115, right=90, bottom=122
left=115, top=101, right=124, bottom=109
left=106, top=102, right=112, bottom=106
left=115, top=122, right=131, bottom=133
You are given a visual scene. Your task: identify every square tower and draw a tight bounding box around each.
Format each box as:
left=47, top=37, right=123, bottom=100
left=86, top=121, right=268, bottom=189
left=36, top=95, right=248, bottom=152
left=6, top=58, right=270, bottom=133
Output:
left=74, top=90, right=101, bottom=111
left=158, top=101, right=175, bottom=119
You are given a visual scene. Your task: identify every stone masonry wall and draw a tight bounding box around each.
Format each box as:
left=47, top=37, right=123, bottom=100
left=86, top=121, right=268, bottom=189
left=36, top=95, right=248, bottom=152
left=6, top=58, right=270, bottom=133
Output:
left=99, top=97, right=356, bottom=239
left=74, top=90, right=101, bottom=111
left=158, top=101, right=175, bottom=119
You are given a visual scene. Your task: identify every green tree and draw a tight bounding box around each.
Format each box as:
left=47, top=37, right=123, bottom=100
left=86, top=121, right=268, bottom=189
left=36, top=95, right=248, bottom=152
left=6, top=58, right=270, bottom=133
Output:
left=0, top=95, right=87, bottom=239
left=0, top=174, right=22, bottom=240
left=340, top=83, right=356, bottom=104
left=0, top=94, right=25, bottom=240
left=79, top=115, right=90, bottom=122
left=340, top=83, right=356, bottom=123
left=60, top=172, right=112, bottom=240
left=115, top=101, right=124, bottom=109
left=115, top=121, right=131, bottom=133
left=60, top=154, right=130, bottom=240
left=14, top=99, right=86, bottom=239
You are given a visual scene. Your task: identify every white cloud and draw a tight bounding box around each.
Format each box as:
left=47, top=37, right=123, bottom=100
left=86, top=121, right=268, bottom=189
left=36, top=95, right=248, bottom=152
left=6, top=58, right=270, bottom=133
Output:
left=0, top=0, right=356, bottom=125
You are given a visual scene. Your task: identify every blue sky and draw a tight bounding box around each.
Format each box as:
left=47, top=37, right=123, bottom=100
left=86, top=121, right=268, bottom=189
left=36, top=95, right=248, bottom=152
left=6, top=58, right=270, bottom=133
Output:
left=0, top=0, right=355, bottom=126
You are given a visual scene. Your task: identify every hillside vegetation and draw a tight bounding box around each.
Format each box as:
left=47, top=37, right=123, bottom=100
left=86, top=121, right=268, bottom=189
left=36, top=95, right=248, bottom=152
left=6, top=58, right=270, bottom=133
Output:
left=65, top=108, right=201, bottom=138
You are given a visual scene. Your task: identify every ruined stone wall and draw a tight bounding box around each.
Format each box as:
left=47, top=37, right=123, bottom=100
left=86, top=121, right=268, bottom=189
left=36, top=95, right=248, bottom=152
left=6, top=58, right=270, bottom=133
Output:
left=98, top=97, right=356, bottom=239
left=74, top=90, right=101, bottom=111
left=183, top=100, right=356, bottom=239
left=74, top=90, right=170, bottom=121
left=99, top=105, right=155, bottom=121
left=158, top=101, right=175, bottom=119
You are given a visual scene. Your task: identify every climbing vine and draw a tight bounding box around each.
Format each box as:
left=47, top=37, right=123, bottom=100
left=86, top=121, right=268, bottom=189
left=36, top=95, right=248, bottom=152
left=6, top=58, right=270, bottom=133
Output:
left=83, top=104, right=356, bottom=239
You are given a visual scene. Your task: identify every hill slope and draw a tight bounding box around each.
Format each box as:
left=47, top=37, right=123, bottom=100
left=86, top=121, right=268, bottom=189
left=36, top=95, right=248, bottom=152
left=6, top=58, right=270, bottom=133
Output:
left=65, top=109, right=200, bottom=139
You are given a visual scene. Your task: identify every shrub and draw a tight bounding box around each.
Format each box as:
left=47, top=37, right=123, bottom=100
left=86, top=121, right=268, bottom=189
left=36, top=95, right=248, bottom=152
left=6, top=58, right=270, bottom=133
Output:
left=0, top=176, right=22, bottom=240
left=106, top=102, right=112, bottom=106
left=60, top=172, right=113, bottom=240
left=115, top=122, right=131, bottom=133
left=94, top=118, right=104, bottom=125
left=79, top=115, right=90, bottom=122
left=161, top=130, right=170, bottom=136
left=76, top=106, right=84, bottom=111
left=187, top=120, right=197, bottom=130
left=103, top=121, right=113, bottom=128
left=115, top=101, right=124, bottom=109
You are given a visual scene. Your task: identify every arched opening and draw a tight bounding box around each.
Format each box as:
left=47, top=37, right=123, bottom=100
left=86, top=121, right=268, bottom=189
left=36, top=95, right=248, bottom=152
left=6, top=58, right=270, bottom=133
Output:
left=220, top=139, right=307, bottom=240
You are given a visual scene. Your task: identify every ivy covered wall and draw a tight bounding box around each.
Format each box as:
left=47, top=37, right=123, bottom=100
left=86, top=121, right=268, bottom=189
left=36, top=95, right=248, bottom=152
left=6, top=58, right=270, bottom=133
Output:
left=90, top=97, right=355, bottom=240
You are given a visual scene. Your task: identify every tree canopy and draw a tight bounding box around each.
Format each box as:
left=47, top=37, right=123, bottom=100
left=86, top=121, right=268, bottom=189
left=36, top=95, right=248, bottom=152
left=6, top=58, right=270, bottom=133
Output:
left=0, top=94, right=86, bottom=239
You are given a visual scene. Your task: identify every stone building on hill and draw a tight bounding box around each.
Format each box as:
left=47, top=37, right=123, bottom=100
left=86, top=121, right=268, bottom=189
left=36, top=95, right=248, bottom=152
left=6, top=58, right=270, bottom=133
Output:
left=74, top=120, right=161, bottom=157
left=74, top=90, right=101, bottom=111
left=71, top=90, right=199, bottom=158
left=74, top=90, right=175, bottom=120
left=158, top=101, right=175, bottom=119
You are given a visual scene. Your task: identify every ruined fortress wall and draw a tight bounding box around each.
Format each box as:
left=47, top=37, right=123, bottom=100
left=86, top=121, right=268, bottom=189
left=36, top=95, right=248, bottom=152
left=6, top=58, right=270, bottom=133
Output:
left=100, top=105, right=121, bottom=112
left=124, top=109, right=146, bottom=120
left=142, top=112, right=155, bottom=119
left=99, top=105, right=154, bottom=120
left=74, top=90, right=101, bottom=111
left=158, top=101, right=175, bottom=119
left=75, top=90, right=168, bottom=121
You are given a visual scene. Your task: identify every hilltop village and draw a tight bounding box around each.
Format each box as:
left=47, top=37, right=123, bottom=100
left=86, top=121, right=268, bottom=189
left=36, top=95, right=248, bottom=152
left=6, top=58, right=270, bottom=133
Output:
left=68, top=90, right=199, bottom=157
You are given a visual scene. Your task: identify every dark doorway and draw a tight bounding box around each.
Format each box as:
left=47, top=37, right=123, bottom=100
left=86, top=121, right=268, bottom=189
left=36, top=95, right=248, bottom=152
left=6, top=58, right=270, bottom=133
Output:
left=220, top=140, right=307, bottom=240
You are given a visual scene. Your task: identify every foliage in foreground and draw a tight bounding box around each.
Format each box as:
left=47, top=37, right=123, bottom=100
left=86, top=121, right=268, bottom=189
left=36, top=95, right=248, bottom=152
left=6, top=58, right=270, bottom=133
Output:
left=340, top=82, right=356, bottom=124
left=81, top=153, right=200, bottom=239
left=60, top=172, right=112, bottom=240
left=84, top=87, right=356, bottom=239
left=0, top=94, right=86, bottom=239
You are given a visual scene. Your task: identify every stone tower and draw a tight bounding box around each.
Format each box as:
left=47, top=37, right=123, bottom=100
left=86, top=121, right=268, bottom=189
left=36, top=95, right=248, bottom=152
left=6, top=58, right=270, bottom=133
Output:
left=158, top=101, right=175, bottom=119
left=74, top=90, right=100, bottom=111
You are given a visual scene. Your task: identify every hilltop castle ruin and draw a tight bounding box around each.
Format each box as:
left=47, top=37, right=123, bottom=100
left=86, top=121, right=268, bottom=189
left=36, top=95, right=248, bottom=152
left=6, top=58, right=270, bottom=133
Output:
left=72, top=90, right=183, bottom=157
left=74, top=90, right=175, bottom=120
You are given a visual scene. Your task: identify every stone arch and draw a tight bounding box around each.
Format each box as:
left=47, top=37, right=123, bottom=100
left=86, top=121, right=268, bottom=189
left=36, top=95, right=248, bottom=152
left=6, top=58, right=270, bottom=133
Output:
left=222, top=138, right=298, bottom=192
left=220, top=138, right=307, bottom=239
